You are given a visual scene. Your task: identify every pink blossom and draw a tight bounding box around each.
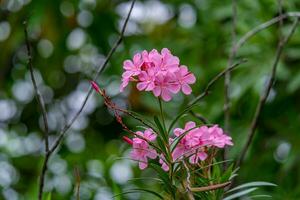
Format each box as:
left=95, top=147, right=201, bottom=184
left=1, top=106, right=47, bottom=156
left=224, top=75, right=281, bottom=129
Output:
left=174, top=66, right=196, bottom=95
left=119, top=48, right=196, bottom=101
left=131, top=138, right=157, bottom=170
left=135, top=128, right=157, bottom=141
left=120, top=76, right=130, bottom=92
left=152, top=72, right=180, bottom=101
left=189, top=151, right=208, bottom=164
left=130, top=129, right=157, bottom=170
left=122, top=53, right=143, bottom=78
left=159, top=154, right=169, bottom=171
left=171, top=121, right=233, bottom=165
left=160, top=48, right=180, bottom=72
left=136, top=69, right=156, bottom=91
left=208, top=125, right=233, bottom=148
left=172, top=121, right=207, bottom=162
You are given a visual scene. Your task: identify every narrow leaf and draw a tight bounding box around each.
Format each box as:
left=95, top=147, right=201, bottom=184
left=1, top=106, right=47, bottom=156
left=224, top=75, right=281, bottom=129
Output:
left=154, top=116, right=168, bottom=143
left=223, top=187, right=258, bottom=200
left=251, top=194, right=272, bottom=198
left=227, top=181, right=277, bottom=193
left=112, top=188, right=164, bottom=199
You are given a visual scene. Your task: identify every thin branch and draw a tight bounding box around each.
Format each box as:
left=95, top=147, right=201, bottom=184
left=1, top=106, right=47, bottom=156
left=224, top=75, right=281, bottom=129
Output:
left=34, top=1, right=136, bottom=199
left=182, top=161, right=195, bottom=200
left=24, top=21, right=51, bottom=200
left=74, top=167, right=81, bottom=200
left=38, top=153, right=50, bottom=200
left=224, top=0, right=237, bottom=132
left=235, top=12, right=300, bottom=51
left=223, top=0, right=238, bottom=166
left=237, top=18, right=299, bottom=167
left=50, top=0, right=136, bottom=154
left=188, top=58, right=247, bottom=108
left=23, top=21, right=49, bottom=152
left=278, top=0, right=284, bottom=38
left=189, top=111, right=210, bottom=124
left=190, top=181, right=231, bottom=192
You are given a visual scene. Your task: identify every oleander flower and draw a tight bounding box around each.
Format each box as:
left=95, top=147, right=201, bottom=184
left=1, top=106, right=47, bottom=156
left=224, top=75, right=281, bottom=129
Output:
left=129, top=129, right=157, bottom=170
left=120, top=48, right=196, bottom=101
left=169, top=121, right=233, bottom=168
left=159, top=154, right=169, bottom=172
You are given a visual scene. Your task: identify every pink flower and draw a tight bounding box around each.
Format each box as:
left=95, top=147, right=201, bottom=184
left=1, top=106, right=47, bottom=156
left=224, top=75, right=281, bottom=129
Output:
left=208, top=125, right=233, bottom=148
left=160, top=48, right=180, bottom=72
left=130, top=129, right=157, bottom=170
left=120, top=76, right=130, bottom=92
left=120, top=53, right=143, bottom=92
left=131, top=138, right=157, bottom=170
left=122, top=53, right=143, bottom=78
left=174, top=66, right=196, bottom=95
left=172, top=121, right=205, bottom=162
left=189, top=151, right=208, bottom=164
left=152, top=72, right=180, bottom=101
left=119, top=48, right=196, bottom=101
left=148, top=49, right=162, bottom=70
left=136, top=69, right=156, bottom=91
left=171, top=121, right=233, bottom=165
left=159, top=154, right=169, bottom=171
left=135, top=128, right=157, bottom=141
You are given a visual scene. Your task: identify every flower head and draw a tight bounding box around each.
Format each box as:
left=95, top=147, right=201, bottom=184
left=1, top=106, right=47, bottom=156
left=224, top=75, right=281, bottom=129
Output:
left=171, top=121, right=233, bottom=165
left=129, top=129, right=157, bottom=170
left=120, top=48, right=196, bottom=101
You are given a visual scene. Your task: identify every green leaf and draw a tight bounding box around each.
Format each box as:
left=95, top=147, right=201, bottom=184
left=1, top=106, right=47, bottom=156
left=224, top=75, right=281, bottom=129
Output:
left=149, top=163, right=170, bottom=185
left=221, top=163, right=234, bottom=182
left=251, top=194, right=272, bottom=198
left=227, top=181, right=277, bottom=193
left=128, top=177, right=163, bottom=183
left=149, top=163, right=175, bottom=194
left=212, top=160, right=221, bottom=180
left=112, top=188, right=164, bottom=199
left=154, top=116, right=168, bottom=143
left=223, top=187, right=258, bottom=200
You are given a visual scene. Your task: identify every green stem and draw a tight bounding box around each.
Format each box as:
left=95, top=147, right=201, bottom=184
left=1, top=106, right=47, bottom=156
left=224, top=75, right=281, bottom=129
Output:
left=157, top=98, right=175, bottom=195
left=158, top=98, right=167, bottom=133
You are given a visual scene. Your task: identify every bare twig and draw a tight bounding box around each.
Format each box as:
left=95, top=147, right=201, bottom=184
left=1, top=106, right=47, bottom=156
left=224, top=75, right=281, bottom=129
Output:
left=190, top=181, right=231, bottom=192
left=224, top=0, right=238, bottom=166
left=23, top=21, right=51, bottom=200
left=237, top=18, right=299, bottom=167
left=189, top=111, right=210, bottom=124
left=235, top=12, right=300, bottom=51
left=188, top=58, right=247, bottom=108
left=278, top=0, right=284, bottom=38
left=182, top=161, right=195, bottom=200
left=24, top=21, right=49, bottom=152
left=34, top=1, right=136, bottom=199
left=224, top=0, right=237, bottom=133
left=49, top=0, right=136, bottom=154
left=74, top=167, right=81, bottom=200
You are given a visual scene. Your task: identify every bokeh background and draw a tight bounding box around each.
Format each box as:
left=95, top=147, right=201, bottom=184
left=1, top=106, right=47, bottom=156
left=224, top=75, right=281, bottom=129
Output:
left=0, top=0, right=300, bottom=199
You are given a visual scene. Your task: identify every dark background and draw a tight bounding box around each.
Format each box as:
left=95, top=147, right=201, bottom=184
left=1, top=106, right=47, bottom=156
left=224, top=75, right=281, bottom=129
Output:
left=0, top=0, right=300, bottom=199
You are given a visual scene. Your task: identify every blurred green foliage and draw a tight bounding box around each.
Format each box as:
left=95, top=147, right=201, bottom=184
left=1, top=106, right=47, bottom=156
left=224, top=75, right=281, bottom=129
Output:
left=0, top=0, right=300, bottom=199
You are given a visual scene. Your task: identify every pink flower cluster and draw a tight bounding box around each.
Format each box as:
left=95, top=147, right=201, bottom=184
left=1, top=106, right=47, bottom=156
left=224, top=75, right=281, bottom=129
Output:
left=120, top=48, right=196, bottom=101
left=169, top=121, right=233, bottom=169
left=125, top=122, right=233, bottom=171
left=128, top=129, right=157, bottom=169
